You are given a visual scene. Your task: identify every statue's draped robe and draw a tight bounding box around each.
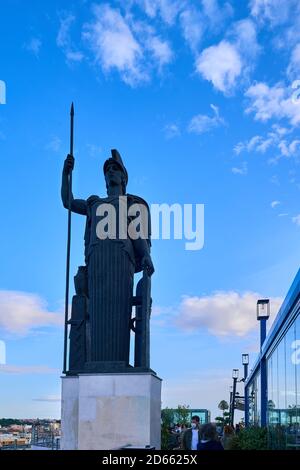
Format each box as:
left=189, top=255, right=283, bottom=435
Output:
left=83, top=195, right=149, bottom=365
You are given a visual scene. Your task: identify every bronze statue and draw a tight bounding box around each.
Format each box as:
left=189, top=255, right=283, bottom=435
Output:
left=61, top=148, right=154, bottom=373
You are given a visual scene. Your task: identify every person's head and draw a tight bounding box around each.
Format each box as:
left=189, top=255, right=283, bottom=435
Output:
left=200, top=423, right=218, bottom=442
left=104, top=160, right=127, bottom=194
left=191, top=416, right=200, bottom=429
left=103, top=149, right=128, bottom=195
left=223, top=425, right=234, bottom=436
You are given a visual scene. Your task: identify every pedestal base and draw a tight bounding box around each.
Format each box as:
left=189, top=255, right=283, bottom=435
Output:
left=61, top=372, right=162, bottom=450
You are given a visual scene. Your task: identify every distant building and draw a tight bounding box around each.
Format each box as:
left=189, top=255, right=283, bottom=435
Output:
left=164, top=409, right=210, bottom=425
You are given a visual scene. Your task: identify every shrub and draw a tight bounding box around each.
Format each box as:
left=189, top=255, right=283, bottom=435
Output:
left=230, top=427, right=268, bottom=450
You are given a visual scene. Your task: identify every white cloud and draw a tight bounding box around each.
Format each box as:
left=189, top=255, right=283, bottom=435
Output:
left=0, top=364, right=59, bottom=374
left=46, top=136, right=62, bottom=152
left=196, top=40, right=242, bottom=94
left=278, top=139, right=300, bottom=157
left=231, top=162, right=248, bottom=175
left=250, top=0, right=294, bottom=26
left=164, top=123, right=180, bottom=139
left=201, top=0, right=234, bottom=31
left=271, top=200, right=280, bottom=208
left=83, top=5, right=174, bottom=85
left=195, top=18, right=259, bottom=94
left=180, top=7, right=204, bottom=52
left=245, top=82, right=300, bottom=126
left=234, top=125, right=300, bottom=163
left=287, top=44, right=300, bottom=79
left=137, top=0, right=181, bottom=25
left=57, top=14, right=75, bottom=49
left=230, top=19, right=260, bottom=59
left=86, top=143, right=102, bottom=158
left=188, top=104, right=225, bottom=134
left=83, top=4, right=147, bottom=86
left=57, top=13, right=84, bottom=63
left=0, top=290, right=63, bottom=335
left=292, top=215, right=300, bottom=226
left=175, top=291, right=282, bottom=336
left=146, top=35, right=173, bottom=69
left=65, top=50, right=84, bottom=62
left=24, top=38, right=42, bottom=57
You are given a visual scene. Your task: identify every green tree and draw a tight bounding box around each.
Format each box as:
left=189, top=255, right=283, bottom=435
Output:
left=218, top=400, right=229, bottom=417
left=161, top=405, right=190, bottom=450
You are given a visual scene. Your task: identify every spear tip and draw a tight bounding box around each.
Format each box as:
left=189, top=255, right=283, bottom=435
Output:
left=70, top=102, right=74, bottom=116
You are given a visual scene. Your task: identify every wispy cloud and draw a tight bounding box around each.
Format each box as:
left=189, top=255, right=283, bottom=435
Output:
left=164, top=123, right=180, bottom=139
left=271, top=200, right=280, bottom=208
left=46, top=136, right=62, bottom=153
left=32, top=395, right=61, bottom=402
left=201, top=0, right=233, bottom=32
left=245, top=81, right=300, bottom=126
left=188, top=104, right=225, bottom=134
left=0, top=290, right=63, bottom=335
left=250, top=0, right=295, bottom=27
left=136, top=0, right=181, bottom=25
left=86, top=143, right=102, bottom=158
left=23, top=38, right=42, bottom=57
left=292, top=214, right=300, bottom=226
left=83, top=4, right=146, bottom=86
left=234, top=125, right=300, bottom=162
left=231, top=162, right=248, bottom=175
left=83, top=4, right=173, bottom=86
left=287, top=44, right=300, bottom=79
left=147, top=35, right=173, bottom=70
left=179, top=7, right=204, bottom=52
left=57, top=13, right=84, bottom=63
left=0, top=364, right=60, bottom=375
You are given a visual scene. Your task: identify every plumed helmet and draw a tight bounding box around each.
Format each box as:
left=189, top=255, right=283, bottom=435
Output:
left=103, top=149, right=128, bottom=185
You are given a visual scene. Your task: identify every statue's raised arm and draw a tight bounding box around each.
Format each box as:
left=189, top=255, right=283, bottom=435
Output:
left=61, top=154, right=87, bottom=215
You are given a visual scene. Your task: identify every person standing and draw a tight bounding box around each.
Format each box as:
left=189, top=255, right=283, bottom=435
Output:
left=181, top=416, right=201, bottom=450
left=197, top=423, right=224, bottom=451
left=221, top=425, right=235, bottom=450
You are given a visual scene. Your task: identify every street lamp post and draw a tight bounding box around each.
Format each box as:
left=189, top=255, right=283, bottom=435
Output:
left=230, top=369, right=239, bottom=427
left=242, top=353, right=249, bottom=426
left=257, top=299, right=270, bottom=427
left=242, top=354, right=249, bottom=381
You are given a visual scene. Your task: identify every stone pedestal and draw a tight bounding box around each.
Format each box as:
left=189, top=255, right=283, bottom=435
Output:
left=61, top=373, right=162, bottom=450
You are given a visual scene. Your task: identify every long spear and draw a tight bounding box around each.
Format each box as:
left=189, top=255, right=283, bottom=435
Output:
left=63, top=102, right=74, bottom=373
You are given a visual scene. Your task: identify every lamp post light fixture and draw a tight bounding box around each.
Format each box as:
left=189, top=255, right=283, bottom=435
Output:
left=242, top=354, right=249, bottom=381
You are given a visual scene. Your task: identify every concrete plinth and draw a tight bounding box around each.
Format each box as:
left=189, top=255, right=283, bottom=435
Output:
left=61, top=373, right=162, bottom=450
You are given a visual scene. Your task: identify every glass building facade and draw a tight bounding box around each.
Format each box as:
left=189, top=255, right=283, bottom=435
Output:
left=245, top=270, right=300, bottom=449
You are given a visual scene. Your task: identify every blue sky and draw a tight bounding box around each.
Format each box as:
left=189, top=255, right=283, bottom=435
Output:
left=1, top=0, right=300, bottom=421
